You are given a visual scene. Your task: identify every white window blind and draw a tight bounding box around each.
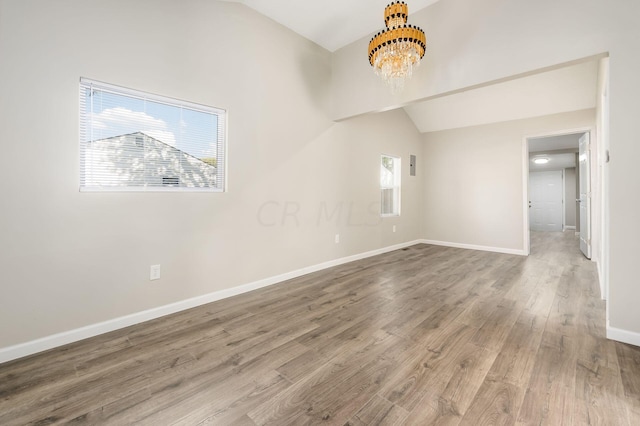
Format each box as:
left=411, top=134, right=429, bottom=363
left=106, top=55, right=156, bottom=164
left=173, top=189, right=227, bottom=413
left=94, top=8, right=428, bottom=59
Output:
left=79, top=78, right=226, bottom=191
left=381, top=154, right=401, bottom=216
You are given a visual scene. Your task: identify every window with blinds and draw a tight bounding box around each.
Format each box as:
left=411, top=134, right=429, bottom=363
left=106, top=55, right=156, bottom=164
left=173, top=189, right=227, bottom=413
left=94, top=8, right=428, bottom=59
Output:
left=79, top=78, right=226, bottom=191
left=381, top=154, right=401, bottom=216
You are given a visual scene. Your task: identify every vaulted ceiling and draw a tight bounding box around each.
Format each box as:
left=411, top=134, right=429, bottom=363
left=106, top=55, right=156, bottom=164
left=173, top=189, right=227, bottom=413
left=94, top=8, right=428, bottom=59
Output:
left=225, top=0, right=442, bottom=52
left=227, top=1, right=599, bottom=134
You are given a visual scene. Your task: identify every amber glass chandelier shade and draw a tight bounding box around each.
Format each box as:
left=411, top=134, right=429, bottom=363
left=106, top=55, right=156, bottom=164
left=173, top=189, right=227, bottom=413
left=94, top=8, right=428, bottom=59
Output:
left=368, top=2, right=427, bottom=93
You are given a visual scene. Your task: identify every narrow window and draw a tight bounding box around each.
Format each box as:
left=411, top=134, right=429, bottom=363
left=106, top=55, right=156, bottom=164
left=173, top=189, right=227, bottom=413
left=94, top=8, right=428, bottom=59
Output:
left=381, top=155, right=401, bottom=216
left=79, top=78, right=226, bottom=191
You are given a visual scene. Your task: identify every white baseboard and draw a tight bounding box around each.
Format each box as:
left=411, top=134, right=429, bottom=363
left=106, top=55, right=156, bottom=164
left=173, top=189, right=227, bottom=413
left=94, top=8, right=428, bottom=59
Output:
left=420, top=239, right=527, bottom=256
left=564, top=226, right=576, bottom=231
left=0, top=240, right=423, bottom=364
left=607, top=323, right=640, bottom=347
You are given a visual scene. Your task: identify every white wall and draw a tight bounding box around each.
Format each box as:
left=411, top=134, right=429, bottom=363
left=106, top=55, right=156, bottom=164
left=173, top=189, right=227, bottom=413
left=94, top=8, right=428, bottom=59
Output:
left=334, top=0, right=640, bottom=344
left=0, top=0, right=424, bottom=355
left=421, top=110, right=595, bottom=253
left=404, top=61, right=599, bottom=133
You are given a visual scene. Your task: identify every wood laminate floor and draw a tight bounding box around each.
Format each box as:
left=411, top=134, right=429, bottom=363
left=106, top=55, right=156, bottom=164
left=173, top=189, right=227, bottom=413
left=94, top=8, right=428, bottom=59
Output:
left=1, top=231, right=639, bottom=425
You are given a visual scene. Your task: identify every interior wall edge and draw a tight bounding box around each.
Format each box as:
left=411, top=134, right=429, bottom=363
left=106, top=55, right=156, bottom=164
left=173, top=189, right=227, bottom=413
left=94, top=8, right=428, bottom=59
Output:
left=598, top=261, right=607, bottom=301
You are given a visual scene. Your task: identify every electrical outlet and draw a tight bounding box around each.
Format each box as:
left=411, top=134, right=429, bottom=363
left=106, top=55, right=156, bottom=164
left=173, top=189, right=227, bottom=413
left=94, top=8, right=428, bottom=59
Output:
left=150, top=264, right=161, bottom=281
left=335, top=234, right=340, bottom=244
left=393, top=225, right=396, bottom=233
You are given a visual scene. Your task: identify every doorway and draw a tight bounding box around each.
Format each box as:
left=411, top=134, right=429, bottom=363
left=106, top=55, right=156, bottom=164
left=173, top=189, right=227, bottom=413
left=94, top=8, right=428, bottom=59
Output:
left=525, top=131, right=591, bottom=258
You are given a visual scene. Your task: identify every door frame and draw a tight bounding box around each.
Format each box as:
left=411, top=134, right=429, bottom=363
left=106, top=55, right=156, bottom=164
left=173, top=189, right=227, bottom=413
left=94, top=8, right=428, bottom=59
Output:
left=522, top=126, right=594, bottom=255
left=579, top=132, right=592, bottom=259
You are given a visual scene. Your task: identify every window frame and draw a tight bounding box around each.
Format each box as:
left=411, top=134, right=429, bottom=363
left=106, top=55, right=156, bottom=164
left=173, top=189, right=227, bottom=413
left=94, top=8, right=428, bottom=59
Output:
left=79, top=77, right=227, bottom=193
left=380, top=154, right=401, bottom=217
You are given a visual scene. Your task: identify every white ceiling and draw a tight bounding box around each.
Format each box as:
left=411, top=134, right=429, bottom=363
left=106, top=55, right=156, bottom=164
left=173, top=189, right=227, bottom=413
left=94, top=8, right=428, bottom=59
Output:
left=529, top=133, right=583, bottom=152
left=529, top=153, right=577, bottom=171
left=225, top=1, right=599, bottom=134
left=529, top=133, right=584, bottom=171
left=225, top=0, right=441, bottom=52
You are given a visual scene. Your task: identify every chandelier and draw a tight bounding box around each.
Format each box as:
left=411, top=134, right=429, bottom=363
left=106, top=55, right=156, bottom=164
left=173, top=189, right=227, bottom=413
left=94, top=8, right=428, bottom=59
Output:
left=368, top=1, right=427, bottom=93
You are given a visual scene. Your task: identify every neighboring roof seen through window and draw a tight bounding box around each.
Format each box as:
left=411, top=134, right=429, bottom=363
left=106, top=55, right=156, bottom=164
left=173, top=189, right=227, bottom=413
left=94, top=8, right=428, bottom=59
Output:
left=79, top=78, right=226, bottom=191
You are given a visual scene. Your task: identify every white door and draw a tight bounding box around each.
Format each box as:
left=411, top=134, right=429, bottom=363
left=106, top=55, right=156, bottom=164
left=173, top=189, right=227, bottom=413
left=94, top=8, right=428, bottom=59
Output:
left=529, top=171, right=563, bottom=232
left=579, top=133, right=591, bottom=258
